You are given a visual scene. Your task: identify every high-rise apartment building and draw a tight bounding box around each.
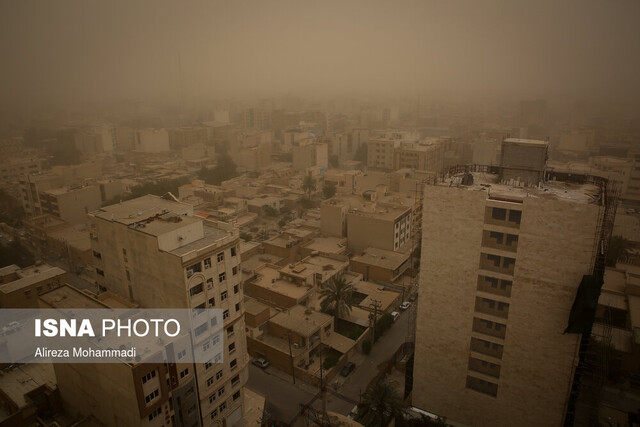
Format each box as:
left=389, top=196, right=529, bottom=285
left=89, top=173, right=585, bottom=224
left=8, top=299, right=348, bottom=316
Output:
left=89, top=195, right=249, bottom=426
left=413, top=141, right=604, bottom=426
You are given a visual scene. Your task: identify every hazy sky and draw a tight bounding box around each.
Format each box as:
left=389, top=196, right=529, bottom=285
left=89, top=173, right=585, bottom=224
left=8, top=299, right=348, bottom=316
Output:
left=1, top=0, right=639, bottom=108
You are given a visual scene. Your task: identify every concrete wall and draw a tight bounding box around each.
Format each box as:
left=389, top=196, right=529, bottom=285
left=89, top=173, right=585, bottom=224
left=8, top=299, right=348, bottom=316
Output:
left=346, top=214, right=394, bottom=253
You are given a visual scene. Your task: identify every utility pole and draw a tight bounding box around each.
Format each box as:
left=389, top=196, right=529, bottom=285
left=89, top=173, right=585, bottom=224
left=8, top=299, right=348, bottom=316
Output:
left=319, top=340, right=327, bottom=413
left=370, top=299, right=381, bottom=343
left=287, top=331, right=296, bottom=384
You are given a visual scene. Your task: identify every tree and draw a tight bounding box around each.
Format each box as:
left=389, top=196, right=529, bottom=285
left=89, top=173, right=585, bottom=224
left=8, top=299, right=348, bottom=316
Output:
left=359, top=379, right=406, bottom=427
left=323, top=181, right=337, bottom=199
left=320, top=275, right=354, bottom=328
left=0, top=240, right=35, bottom=268
left=301, top=174, right=316, bottom=199
left=606, top=235, right=631, bottom=267
left=198, top=153, right=238, bottom=185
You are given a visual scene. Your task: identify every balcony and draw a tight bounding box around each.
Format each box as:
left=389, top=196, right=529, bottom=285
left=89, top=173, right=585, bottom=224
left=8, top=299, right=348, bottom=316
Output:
left=466, top=375, right=498, bottom=397
left=475, top=297, right=509, bottom=319
left=481, top=231, right=518, bottom=253
left=472, top=317, right=507, bottom=339
left=468, top=356, right=501, bottom=378
left=484, top=207, right=522, bottom=229
left=477, top=275, right=512, bottom=298
left=470, top=337, right=504, bottom=359
left=479, top=253, right=516, bottom=276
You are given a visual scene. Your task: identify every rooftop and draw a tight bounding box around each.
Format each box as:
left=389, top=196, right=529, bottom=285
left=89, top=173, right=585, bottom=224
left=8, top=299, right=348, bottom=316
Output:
left=39, top=284, right=111, bottom=309
left=353, top=280, right=400, bottom=312
left=91, top=195, right=193, bottom=225
left=270, top=305, right=332, bottom=337
left=252, top=264, right=313, bottom=300
left=169, top=222, right=230, bottom=257
left=302, top=236, right=347, bottom=255
left=244, top=298, right=272, bottom=317
left=440, top=171, right=601, bottom=205
left=351, top=248, right=410, bottom=270
left=0, top=264, right=66, bottom=294
left=0, top=364, right=56, bottom=409
left=503, top=138, right=549, bottom=147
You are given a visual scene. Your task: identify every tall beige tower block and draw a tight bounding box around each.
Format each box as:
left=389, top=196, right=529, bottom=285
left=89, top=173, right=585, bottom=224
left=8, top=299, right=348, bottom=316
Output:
left=413, top=174, right=602, bottom=427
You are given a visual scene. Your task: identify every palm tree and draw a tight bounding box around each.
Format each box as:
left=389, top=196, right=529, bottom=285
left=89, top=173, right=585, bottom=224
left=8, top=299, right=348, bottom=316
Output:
left=320, top=275, right=354, bottom=326
left=606, top=235, right=631, bottom=267
left=301, top=174, right=316, bottom=199
left=359, top=378, right=406, bottom=427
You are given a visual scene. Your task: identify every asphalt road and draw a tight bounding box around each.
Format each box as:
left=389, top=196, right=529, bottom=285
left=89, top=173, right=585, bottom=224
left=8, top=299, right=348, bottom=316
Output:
left=246, top=304, right=415, bottom=425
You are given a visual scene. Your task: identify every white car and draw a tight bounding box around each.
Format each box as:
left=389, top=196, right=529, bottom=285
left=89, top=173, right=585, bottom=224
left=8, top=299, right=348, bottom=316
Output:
left=399, top=301, right=411, bottom=311
left=391, top=311, right=400, bottom=322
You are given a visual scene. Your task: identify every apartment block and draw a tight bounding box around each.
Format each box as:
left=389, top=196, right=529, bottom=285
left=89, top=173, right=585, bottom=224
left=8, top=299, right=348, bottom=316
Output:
left=413, top=169, right=602, bottom=426
left=292, top=140, right=329, bottom=170
left=38, top=184, right=103, bottom=225
left=321, top=194, right=413, bottom=253
left=168, top=127, right=209, bottom=149
left=393, top=139, right=444, bottom=173
left=0, top=263, right=66, bottom=308
left=39, top=284, right=201, bottom=427
left=88, top=195, right=249, bottom=426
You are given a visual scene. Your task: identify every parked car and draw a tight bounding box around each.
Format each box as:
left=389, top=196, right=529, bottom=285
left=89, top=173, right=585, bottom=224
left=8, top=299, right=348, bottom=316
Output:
left=409, top=293, right=418, bottom=302
left=399, top=301, right=411, bottom=310
left=252, top=357, right=269, bottom=369
left=348, top=405, right=359, bottom=419
left=340, top=362, right=356, bottom=377
left=391, top=311, right=400, bottom=321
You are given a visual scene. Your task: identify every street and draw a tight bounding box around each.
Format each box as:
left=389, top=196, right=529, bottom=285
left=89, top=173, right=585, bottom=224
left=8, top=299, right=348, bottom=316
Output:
left=246, top=303, right=415, bottom=425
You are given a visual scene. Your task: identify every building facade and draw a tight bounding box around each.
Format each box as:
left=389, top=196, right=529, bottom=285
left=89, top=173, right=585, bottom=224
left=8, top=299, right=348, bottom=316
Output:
left=413, top=171, right=602, bottom=426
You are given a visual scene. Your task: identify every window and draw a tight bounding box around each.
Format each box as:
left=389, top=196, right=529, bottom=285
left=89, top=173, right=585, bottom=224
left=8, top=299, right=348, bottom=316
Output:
left=231, top=246, right=237, bottom=257
left=214, top=352, right=222, bottom=363
left=228, top=342, right=236, bottom=353
left=205, top=360, right=212, bottom=369
left=190, top=283, right=203, bottom=297
left=233, top=391, right=241, bottom=401
left=186, top=262, right=202, bottom=278
left=217, top=252, right=225, bottom=263
left=211, top=317, right=218, bottom=327
left=219, top=272, right=226, bottom=283
left=177, top=349, right=187, bottom=359
left=180, top=368, right=189, bottom=378
left=207, top=377, right=214, bottom=386
left=210, top=409, right=218, bottom=419
left=232, top=266, right=238, bottom=276
left=216, top=370, right=223, bottom=380
left=208, top=297, right=215, bottom=307
left=221, top=291, right=228, bottom=301
left=233, top=284, right=239, bottom=294
left=96, top=268, right=104, bottom=276
left=217, top=386, right=225, bottom=397
left=227, top=325, right=234, bottom=336
left=508, top=210, right=522, bottom=224
left=204, top=258, right=212, bottom=269
left=195, top=323, right=208, bottom=336
left=122, top=248, right=127, bottom=256
left=223, top=310, right=229, bottom=320
left=235, top=302, right=241, bottom=312
left=148, top=407, right=162, bottom=421
left=491, top=208, right=507, bottom=220
left=203, top=340, right=210, bottom=351
left=231, top=374, right=240, bottom=387
left=489, top=231, right=504, bottom=244
left=142, top=370, right=156, bottom=384
left=219, top=401, right=227, bottom=412
left=230, top=359, right=237, bottom=370
left=212, top=334, right=220, bottom=345
left=145, top=389, right=159, bottom=403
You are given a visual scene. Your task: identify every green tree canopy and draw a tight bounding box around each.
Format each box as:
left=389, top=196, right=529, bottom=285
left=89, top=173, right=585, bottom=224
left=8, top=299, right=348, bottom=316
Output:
left=359, top=379, right=406, bottom=427
left=301, top=174, right=316, bottom=199
left=320, top=275, right=354, bottom=326
left=323, top=181, right=337, bottom=199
